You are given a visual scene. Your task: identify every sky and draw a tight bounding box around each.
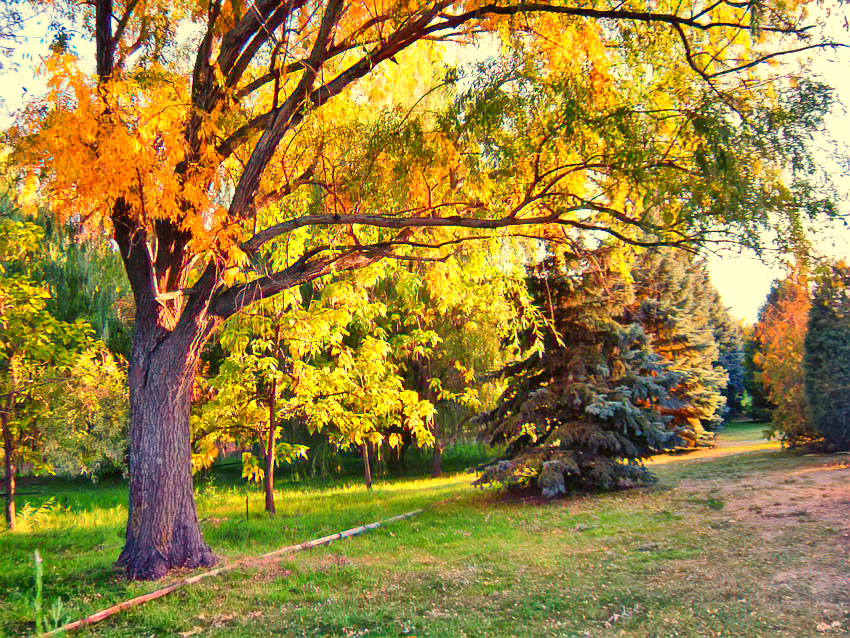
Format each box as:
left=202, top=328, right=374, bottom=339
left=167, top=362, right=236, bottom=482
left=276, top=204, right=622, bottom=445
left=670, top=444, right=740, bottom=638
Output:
left=703, top=39, right=850, bottom=324
left=1, top=7, right=848, bottom=325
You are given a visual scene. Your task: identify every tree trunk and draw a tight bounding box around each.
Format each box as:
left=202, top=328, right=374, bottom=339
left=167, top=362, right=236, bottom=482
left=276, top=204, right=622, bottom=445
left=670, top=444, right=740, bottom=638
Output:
left=2, top=409, right=15, bottom=530
left=116, top=325, right=216, bottom=580
left=263, top=377, right=278, bottom=516
left=431, top=442, right=443, bottom=478
left=361, top=441, right=372, bottom=490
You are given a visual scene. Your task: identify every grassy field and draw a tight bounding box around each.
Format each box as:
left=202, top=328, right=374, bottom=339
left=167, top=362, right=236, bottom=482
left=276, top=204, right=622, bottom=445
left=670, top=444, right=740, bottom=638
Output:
left=714, top=420, right=772, bottom=444
left=1, top=434, right=848, bottom=637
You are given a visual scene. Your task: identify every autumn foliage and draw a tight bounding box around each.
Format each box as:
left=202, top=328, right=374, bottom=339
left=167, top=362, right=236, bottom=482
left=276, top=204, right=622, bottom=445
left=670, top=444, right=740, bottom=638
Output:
left=753, top=270, right=815, bottom=446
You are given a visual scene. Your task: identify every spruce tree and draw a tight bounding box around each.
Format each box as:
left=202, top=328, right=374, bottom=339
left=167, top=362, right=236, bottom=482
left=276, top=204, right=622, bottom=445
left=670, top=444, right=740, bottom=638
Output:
left=629, top=249, right=728, bottom=447
left=804, top=262, right=850, bottom=451
left=708, top=290, right=746, bottom=418
left=477, top=253, right=677, bottom=496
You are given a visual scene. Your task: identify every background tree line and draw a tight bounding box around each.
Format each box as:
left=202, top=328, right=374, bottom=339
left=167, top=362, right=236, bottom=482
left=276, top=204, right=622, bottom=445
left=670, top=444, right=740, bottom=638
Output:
left=745, top=260, right=850, bottom=451
left=0, top=182, right=753, bottom=525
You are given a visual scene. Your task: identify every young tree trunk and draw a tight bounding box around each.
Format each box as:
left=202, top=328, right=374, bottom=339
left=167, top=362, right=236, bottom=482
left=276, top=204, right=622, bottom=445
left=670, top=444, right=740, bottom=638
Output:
left=263, top=378, right=278, bottom=516
left=116, top=325, right=216, bottom=580
left=1, top=409, right=15, bottom=530
left=361, top=441, right=372, bottom=490
left=431, top=442, right=443, bottom=478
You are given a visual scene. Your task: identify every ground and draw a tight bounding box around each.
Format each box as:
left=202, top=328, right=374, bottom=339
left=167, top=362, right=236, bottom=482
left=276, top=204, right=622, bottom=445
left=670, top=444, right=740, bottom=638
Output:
left=0, top=422, right=848, bottom=637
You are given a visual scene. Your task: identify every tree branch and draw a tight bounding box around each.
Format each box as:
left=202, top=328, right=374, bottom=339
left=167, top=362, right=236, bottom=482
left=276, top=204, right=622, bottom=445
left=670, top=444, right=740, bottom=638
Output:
left=210, top=247, right=379, bottom=318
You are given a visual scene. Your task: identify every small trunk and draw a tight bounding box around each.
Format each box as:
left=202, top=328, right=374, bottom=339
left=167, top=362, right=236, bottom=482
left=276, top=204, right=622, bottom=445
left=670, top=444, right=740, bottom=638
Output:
left=361, top=442, right=372, bottom=490
left=374, top=441, right=383, bottom=478
left=431, top=442, right=443, bottom=478
left=263, top=378, right=278, bottom=516
left=116, top=328, right=215, bottom=580
left=2, top=410, right=15, bottom=530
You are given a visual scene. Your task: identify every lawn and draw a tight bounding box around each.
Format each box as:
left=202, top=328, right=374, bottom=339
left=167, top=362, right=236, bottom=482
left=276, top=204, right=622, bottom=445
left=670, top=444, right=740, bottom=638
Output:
left=1, top=438, right=847, bottom=637
left=714, top=420, right=772, bottom=444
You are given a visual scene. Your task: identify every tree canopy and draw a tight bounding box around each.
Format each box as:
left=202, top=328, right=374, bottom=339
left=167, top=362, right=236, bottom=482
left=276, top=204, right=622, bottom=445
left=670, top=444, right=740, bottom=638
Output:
left=754, top=270, right=814, bottom=445
left=0, top=215, right=126, bottom=529
left=4, top=0, right=836, bottom=578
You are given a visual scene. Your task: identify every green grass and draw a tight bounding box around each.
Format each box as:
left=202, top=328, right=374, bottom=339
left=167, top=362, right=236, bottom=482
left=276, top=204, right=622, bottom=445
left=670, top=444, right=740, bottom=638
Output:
left=1, top=441, right=847, bottom=637
left=715, top=420, right=772, bottom=443
left=717, top=419, right=770, bottom=442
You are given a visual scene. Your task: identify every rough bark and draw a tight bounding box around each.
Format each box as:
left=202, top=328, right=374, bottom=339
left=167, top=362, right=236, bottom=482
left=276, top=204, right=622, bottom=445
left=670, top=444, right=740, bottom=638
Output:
left=2, top=408, right=15, bottom=530
left=116, top=323, right=216, bottom=580
left=361, top=441, right=372, bottom=490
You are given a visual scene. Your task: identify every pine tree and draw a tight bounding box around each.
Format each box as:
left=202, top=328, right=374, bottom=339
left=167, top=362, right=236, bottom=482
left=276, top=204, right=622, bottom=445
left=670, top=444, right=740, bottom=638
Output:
left=477, top=252, right=677, bottom=496
left=708, top=290, right=746, bottom=418
left=629, top=249, right=728, bottom=447
left=804, top=262, right=850, bottom=451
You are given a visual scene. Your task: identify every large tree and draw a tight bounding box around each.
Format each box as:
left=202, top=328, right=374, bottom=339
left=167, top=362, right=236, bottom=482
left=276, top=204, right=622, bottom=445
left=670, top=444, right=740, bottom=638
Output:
left=12, top=0, right=832, bottom=578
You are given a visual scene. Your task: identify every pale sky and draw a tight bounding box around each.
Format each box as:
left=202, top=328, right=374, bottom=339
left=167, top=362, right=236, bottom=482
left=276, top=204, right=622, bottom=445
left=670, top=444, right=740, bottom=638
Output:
left=1, top=9, right=848, bottom=325
left=705, top=40, right=850, bottom=324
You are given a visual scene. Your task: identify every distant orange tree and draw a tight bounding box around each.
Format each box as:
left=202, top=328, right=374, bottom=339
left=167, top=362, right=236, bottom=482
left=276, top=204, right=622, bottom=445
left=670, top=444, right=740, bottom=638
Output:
left=753, top=270, right=817, bottom=445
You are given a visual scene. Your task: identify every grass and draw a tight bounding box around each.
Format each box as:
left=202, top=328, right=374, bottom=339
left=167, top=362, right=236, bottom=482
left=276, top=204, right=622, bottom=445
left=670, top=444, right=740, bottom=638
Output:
left=715, top=419, right=772, bottom=444
left=1, top=438, right=847, bottom=637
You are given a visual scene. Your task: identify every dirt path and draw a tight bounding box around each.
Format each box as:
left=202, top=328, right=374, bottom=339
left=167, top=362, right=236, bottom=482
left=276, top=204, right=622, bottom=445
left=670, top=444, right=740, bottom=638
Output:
left=646, top=430, right=781, bottom=465
left=675, top=453, right=850, bottom=533
left=653, top=428, right=849, bottom=557
left=667, top=450, right=850, bottom=635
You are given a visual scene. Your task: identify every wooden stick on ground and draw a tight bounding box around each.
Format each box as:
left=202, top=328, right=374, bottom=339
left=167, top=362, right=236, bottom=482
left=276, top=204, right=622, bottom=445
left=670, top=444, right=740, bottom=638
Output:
left=40, top=509, right=423, bottom=637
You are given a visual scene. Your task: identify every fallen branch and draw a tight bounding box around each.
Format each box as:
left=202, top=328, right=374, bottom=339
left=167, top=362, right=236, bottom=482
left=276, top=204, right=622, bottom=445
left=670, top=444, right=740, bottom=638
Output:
left=40, top=509, right=422, bottom=637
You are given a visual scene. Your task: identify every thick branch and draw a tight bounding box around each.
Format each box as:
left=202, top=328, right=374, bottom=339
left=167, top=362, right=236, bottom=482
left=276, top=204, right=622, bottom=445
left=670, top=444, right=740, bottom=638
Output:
left=211, top=248, right=379, bottom=317
left=430, top=1, right=810, bottom=36
left=225, top=0, right=345, bottom=219
left=113, top=0, right=141, bottom=47
left=112, top=200, right=158, bottom=324
left=212, top=206, right=700, bottom=318
left=95, top=0, right=115, bottom=79
left=240, top=209, right=655, bottom=254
